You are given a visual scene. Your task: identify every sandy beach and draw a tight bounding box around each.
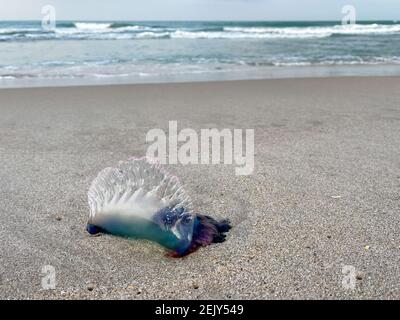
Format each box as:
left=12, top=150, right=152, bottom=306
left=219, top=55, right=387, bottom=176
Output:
left=0, top=76, right=399, bottom=299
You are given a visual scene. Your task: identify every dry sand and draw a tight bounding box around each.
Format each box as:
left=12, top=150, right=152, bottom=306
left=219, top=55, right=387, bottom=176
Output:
left=0, top=77, right=399, bottom=299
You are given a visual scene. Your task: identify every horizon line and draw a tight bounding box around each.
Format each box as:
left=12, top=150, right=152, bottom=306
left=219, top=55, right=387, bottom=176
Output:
left=0, top=18, right=399, bottom=22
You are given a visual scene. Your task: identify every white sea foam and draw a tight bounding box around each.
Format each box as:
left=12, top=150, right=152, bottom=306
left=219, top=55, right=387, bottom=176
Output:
left=1, top=23, right=400, bottom=41
left=74, top=22, right=112, bottom=30
left=171, top=30, right=328, bottom=39
left=224, top=24, right=400, bottom=38
left=136, top=31, right=170, bottom=39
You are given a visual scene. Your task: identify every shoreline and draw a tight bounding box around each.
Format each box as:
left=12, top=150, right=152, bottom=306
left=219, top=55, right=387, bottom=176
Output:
left=1, top=76, right=399, bottom=299
left=1, top=63, right=400, bottom=89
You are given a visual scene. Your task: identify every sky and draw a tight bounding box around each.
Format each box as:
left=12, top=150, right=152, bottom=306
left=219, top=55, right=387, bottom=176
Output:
left=0, top=0, right=399, bottom=21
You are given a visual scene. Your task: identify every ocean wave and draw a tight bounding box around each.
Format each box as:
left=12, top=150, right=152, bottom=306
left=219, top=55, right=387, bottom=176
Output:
left=224, top=24, right=400, bottom=38
left=135, top=32, right=171, bottom=39
left=109, top=22, right=136, bottom=29
left=170, top=30, right=328, bottom=39
left=0, top=27, right=41, bottom=35
left=1, top=22, right=400, bottom=42
left=74, top=22, right=112, bottom=30
left=56, top=22, right=76, bottom=28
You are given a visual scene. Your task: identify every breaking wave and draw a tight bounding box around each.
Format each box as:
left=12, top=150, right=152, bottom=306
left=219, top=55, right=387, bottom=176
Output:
left=1, top=21, right=400, bottom=42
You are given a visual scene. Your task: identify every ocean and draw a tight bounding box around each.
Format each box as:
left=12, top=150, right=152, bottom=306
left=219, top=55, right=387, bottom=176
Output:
left=1, top=20, right=400, bottom=87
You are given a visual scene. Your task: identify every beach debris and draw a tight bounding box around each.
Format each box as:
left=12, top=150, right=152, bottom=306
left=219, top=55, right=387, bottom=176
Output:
left=86, top=157, right=231, bottom=257
left=331, top=195, right=342, bottom=199
left=356, top=272, right=364, bottom=281
left=364, top=245, right=370, bottom=251
left=127, top=284, right=136, bottom=290
left=87, top=285, right=95, bottom=291
left=192, top=282, right=200, bottom=289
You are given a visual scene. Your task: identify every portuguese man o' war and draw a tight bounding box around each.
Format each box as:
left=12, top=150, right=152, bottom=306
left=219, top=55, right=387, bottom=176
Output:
left=87, top=157, right=231, bottom=257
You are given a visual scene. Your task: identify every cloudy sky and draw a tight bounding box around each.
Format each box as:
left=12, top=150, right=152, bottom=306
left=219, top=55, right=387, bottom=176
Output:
left=0, top=0, right=399, bottom=21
